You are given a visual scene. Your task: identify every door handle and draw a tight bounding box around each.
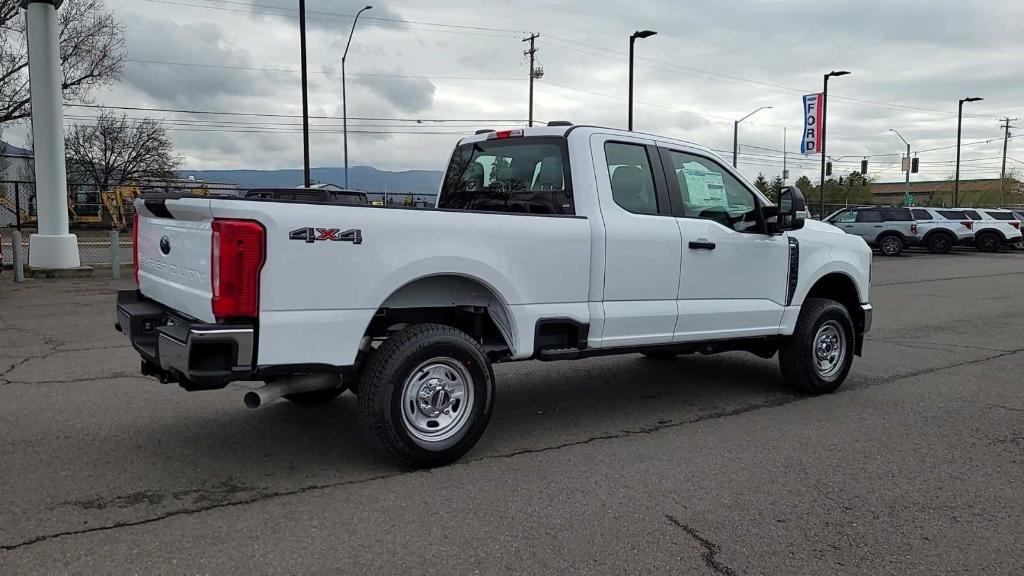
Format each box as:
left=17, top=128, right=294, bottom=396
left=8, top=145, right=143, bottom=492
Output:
left=873, top=225, right=883, bottom=228
left=688, top=240, right=716, bottom=250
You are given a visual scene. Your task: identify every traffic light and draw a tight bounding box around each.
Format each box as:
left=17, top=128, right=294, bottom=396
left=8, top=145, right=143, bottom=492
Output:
left=911, top=157, right=919, bottom=173
left=861, top=159, right=869, bottom=174
left=826, top=161, right=833, bottom=176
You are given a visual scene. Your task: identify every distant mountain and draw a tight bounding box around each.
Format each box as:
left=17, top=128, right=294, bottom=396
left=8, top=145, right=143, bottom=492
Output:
left=178, top=166, right=443, bottom=195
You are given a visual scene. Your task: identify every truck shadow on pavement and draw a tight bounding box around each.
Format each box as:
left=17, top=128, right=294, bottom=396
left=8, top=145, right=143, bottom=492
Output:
left=133, top=352, right=796, bottom=475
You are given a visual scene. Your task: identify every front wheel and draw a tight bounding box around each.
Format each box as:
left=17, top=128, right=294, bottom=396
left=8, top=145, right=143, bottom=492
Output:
left=779, top=298, right=855, bottom=394
left=358, top=324, right=495, bottom=468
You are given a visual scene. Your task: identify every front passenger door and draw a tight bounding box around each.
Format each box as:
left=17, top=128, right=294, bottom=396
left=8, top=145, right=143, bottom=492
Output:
left=661, top=148, right=789, bottom=341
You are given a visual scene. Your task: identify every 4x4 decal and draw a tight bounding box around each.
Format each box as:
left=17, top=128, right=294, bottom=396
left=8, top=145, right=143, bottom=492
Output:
left=289, top=227, right=362, bottom=245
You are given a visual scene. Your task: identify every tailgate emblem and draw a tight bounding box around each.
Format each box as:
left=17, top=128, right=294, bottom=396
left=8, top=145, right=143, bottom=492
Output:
left=159, top=236, right=171, bottom=255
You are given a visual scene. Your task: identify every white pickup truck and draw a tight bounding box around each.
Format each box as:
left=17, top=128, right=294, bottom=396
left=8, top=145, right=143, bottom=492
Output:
left=116, top=124, right=873, bottom=467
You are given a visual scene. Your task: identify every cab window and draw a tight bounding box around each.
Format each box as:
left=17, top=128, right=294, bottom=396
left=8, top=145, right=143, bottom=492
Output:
left=665, top=150, right=760, bottom=233
left=605, top=142, right=659, bottom=215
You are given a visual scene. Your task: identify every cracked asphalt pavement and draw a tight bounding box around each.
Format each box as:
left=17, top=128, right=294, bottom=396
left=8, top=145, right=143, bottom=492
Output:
left=1, top=251, right=1023, bottom=574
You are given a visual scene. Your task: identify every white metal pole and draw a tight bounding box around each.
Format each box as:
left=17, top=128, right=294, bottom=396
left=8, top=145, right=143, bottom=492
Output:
left=24, top=0, right=80, bottom=269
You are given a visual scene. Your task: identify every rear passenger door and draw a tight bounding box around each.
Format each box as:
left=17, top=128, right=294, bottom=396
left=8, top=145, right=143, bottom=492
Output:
left=591, top=134, right=682, bottom=347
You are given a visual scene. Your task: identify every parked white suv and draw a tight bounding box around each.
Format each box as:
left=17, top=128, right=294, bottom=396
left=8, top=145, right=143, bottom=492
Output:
left=910, top=207, right=975, bottom=254
left=962, top=208, right=1022, bottom=252
left=116, top=124, right=873, bottom=467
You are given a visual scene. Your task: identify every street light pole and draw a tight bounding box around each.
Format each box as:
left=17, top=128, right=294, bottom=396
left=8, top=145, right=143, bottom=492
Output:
left=954, top=96, right=983, bottom=207
left=299, top=0, right=311, bottom=187
left=628, top=30, right=656, bottom=131
left=732, top=106, right=772, bottom=168
left=819, top=70, right=850, bottom=217
left=342, top=5, right=373, bottom=190
left=890, top=129, right=911, bottom=203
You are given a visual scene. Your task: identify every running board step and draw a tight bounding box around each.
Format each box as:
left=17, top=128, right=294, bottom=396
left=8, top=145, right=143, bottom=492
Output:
left=537, top=348, right=582, bottom=361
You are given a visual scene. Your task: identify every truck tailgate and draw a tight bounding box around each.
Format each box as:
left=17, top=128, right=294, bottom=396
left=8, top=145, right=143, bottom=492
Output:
left=136, top=198, right=216, bottom=323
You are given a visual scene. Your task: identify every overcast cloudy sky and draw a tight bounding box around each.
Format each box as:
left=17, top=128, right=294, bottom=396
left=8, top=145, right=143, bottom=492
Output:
left=29, top=0, right=1024, bottom=183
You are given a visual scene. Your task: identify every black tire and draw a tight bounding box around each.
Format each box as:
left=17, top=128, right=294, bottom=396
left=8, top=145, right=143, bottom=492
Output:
left=877, top=234, right=904, bottom=257
left=779, top=298, right=855, bottom=395
left=358, top=323, right=495, bottom=468
left=926, top=233, right=953, bottom=254
left=976, top=231, right=1001, bottom=252
left=642, top=351, right=679, bottom=360
left=284, top=388, right=345, bottom=405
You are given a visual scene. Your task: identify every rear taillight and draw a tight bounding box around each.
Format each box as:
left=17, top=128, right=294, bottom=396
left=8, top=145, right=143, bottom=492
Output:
left=211, top=219, right=265, bottom=320
left=911, top=223, right=918, bottom=235
left=962, top=220, right=973, bottom=230
left=1011, top=221, right=1021, bottom=230
left=132, top=213, right=140, bottom=284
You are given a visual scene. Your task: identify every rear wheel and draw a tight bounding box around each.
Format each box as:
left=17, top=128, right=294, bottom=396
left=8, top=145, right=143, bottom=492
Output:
left=359, top=324, right=495, bottom=468
left=976, top=231, right=1001, bottom=252
left=878, top=235, right=904, bottom=257
left=779, top=298, right=855, bottom=394
left=926, top=233, right=953, bottom=254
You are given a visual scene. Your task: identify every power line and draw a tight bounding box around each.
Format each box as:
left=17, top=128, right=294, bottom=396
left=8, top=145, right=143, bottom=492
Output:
left=143, top=0, right=526, bottom=38
left=542, top=35, right=1000, bottom=121
left=62, top=103, right=529, bottom=123
left=125, top=58, right=520, bottom=81
left=187, top=0, right=532, bottom=34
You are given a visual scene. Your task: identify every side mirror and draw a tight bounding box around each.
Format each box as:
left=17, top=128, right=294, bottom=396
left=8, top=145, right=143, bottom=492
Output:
left=778, top=186, right=806, bottom=231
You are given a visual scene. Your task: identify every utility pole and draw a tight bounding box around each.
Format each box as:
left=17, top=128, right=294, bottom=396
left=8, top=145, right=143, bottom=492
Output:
left=522, top=34, right=540, bottom=127
left=999, top=117, right=1017, bottom=206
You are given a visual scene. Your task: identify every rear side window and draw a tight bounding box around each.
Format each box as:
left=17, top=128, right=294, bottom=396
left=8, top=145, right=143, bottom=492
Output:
left=911, top=209, right=932, bottom=220
left=986, top=211, right=1014, bottom=220
left=879, top=208, right=913, bottom=221
left=937, top=210, right=968, bottom=220
left=605, top=142, right=659, bottom=215
left=856, top=210, right=883, bottom=223
left=439, top=138, right=573, bottom=214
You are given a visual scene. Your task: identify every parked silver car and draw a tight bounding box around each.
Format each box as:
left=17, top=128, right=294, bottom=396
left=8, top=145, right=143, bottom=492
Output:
left=826, top=206, right=920, bottom=256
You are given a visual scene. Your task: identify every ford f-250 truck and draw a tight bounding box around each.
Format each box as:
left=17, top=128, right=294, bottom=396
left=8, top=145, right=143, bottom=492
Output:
left=116, top=124, right=873, bottom=468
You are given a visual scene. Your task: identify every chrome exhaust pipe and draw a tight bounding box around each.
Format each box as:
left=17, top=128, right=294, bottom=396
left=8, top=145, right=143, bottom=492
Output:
left=244, top=374, right=342, bottom=409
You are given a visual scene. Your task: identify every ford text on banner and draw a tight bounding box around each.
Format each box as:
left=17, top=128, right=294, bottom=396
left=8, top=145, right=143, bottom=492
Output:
left=801, top=93, right=825, bottom=154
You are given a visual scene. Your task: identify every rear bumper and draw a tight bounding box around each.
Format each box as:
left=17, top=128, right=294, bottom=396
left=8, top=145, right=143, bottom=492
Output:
left=115, top=290, right=254, bottom=390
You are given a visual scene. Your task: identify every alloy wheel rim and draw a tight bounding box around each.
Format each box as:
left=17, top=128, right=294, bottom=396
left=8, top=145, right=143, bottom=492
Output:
left=400, top=358, right=474, bottom=443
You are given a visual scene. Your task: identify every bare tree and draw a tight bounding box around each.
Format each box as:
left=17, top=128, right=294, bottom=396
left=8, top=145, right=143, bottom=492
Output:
left=65, top=113, right=181, bottom=190
left=0, top=0, right=124, bottom=125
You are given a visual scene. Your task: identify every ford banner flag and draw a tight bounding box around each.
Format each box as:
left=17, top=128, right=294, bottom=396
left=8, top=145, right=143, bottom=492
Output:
left=801, top=93, right=824, bottom=154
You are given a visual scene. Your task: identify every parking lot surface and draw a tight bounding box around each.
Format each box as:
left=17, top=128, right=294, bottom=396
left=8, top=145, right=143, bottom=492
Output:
left=1, top=251, right=1022, bottom=574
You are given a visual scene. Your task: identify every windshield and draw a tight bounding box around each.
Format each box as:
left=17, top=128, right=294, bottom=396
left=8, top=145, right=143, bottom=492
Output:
left=438, top=137, right=573, bottom=214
